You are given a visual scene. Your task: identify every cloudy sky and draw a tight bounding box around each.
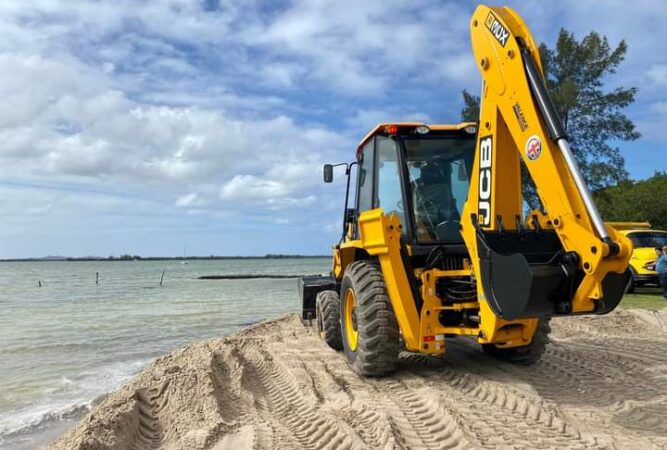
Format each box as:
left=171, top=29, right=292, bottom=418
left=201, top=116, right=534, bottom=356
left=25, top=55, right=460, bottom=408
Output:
left=0, top=0, right=665, bottom=258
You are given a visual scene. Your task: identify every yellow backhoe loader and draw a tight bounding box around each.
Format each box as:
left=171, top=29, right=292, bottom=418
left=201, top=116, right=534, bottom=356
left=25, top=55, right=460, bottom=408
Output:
left=299, top=4, right=632, bottom=376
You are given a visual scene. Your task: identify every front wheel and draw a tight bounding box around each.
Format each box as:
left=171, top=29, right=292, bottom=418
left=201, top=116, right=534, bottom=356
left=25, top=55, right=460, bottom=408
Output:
left=340, top=261, right=399, bottom=377
left=482, top=319, right=551, bottom=365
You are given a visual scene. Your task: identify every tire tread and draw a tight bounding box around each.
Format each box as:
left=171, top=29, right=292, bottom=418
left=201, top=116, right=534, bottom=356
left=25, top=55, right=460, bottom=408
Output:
left=343, top=261, right=399, bottom=376
left=316, top=290, right=343, bottom=350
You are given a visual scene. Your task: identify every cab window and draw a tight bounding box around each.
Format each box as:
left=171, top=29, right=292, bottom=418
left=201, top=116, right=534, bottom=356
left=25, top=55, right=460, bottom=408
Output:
left=405, top=137, right=474, bottom=243
left=357, top=140, right=374, bottom=212
left=375, top=136, right=406, bottom=232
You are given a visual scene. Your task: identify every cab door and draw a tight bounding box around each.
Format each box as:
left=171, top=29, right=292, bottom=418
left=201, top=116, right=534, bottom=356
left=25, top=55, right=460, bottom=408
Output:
left=354, top=136, right=408, bottom=237
left=356, top=139, right=375, bottom=215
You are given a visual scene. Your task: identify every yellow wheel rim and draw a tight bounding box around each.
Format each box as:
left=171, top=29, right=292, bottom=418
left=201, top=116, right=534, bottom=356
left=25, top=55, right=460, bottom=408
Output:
left=344, top=289, right=358, bottom=351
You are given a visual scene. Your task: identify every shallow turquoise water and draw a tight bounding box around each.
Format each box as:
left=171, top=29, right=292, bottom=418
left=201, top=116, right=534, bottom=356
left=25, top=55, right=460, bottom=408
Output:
left=0, top=258, right=330, bottom=449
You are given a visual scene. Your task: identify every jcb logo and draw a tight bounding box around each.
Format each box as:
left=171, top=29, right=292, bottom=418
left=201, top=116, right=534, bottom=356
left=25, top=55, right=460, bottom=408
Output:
left=485, top=12, right=509, bottom=47
left=478, top=136, right=493, bottom=227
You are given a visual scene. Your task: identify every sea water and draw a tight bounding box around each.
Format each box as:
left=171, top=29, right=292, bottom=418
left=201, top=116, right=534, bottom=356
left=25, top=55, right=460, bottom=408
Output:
left=0, top=258, right=330, bottom=449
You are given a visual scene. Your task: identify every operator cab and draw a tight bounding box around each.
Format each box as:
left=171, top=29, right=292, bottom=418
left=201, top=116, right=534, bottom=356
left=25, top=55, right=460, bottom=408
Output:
left=343, top=123, right=477, bottom=249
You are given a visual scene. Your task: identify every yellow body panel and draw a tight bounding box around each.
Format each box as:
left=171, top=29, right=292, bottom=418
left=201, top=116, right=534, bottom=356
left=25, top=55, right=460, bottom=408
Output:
left=357, top=210, right=422, bottom=351
left=332, top=244, right=357, bottom=280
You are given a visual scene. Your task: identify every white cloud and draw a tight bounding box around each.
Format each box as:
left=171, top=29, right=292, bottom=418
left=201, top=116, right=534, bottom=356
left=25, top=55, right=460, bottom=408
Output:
left=651, top=102, right=667, bottom=114
left=221, top=175, right=289, bottom=201
left=0, top=0, right=663, bottom=257
left=244, top=0, right=474, bottom=94
left=175, top=192, right=205, bottom=208
left=220, top=173, right=320, bottom=211
left=0, top=50, right=349, bottom=196
left=646, top=64, right=667, bottom=86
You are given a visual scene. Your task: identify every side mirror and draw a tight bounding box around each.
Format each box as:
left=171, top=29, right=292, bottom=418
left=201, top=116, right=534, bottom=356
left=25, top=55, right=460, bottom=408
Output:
left=323, top=164, right=333, bottom=183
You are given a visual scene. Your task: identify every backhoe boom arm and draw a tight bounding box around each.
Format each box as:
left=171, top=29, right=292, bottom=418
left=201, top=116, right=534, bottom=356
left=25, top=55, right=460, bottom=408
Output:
left=461, top=5, right=632, bottom=319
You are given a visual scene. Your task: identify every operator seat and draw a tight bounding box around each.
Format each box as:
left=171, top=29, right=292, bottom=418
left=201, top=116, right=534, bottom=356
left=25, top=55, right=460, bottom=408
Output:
left=414, top=163, right=456, bottom=225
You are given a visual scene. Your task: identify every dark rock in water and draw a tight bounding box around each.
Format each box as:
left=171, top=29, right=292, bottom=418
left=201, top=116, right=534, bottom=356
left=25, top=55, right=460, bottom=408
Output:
left=198, top=274, right=319, bottom=280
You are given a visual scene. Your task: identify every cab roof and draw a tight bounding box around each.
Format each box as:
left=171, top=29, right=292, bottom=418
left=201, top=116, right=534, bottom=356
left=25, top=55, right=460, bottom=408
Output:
left=356, top=122, right=477, bottom=155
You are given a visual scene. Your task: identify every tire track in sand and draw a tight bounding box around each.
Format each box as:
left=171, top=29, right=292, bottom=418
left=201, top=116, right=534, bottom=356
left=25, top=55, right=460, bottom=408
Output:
left=544, top=342, right=665, bottom=406
left=236, top=344, right=363, bottom=450
left=401, top=345, right=603, bottom=449
left=421, top=372, right=597, bottom=449
left=445, top=335, right=663, bottom=448
left=380, top=378, right=476, bottom=450
left=229, top=345, right=293, bottom=450
left=128, top=380, right=170, bottom=450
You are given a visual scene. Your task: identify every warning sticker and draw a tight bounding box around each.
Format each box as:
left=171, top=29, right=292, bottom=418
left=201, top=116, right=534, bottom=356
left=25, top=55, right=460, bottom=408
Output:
left=525, top=135, right=542, bottom=161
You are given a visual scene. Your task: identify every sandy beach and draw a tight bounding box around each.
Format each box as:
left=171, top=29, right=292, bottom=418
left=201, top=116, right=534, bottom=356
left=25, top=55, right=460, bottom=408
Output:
left=47, top=308, right=667, bottom=450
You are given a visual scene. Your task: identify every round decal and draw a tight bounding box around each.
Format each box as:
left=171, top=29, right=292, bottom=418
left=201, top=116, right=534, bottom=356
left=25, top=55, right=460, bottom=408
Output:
left=525, top=135, right=542, bottom=161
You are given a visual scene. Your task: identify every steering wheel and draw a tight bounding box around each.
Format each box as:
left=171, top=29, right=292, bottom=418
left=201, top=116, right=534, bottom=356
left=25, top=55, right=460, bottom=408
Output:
left=414, top=189, right=439, bottom=233
left=435, top=221, right=461, bottom=242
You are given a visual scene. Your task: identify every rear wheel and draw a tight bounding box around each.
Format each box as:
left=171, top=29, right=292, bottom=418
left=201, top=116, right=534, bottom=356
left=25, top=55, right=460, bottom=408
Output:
left=316, top=290, right=342, bottom=350
left=340, top=261, right=399, bottom=376
left=482, top=319, right=551, bottom=365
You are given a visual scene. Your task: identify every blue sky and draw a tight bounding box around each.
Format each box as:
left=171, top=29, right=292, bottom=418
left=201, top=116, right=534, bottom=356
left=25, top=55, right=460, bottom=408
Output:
left=0, top=0, right=665, bottom=258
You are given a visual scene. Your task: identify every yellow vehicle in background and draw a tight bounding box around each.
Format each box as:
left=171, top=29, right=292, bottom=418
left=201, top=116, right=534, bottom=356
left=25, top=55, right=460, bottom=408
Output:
left=608, top=222, right=667, bottom=293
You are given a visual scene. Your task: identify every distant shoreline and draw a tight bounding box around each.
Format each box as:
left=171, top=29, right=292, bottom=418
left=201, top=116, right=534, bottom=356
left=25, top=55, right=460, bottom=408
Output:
left=0, top=255, right=330, bottom=262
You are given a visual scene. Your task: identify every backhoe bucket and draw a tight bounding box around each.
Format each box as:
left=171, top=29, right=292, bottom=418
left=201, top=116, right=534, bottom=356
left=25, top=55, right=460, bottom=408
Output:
left=475, top=227, right=628, bottom=320
left=476, top=229, right=576, bottom=320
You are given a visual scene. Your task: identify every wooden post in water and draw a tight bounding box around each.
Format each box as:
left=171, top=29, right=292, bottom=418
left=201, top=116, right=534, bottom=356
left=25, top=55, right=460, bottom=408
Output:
left=96, top=272, right=99, bottom=285
left=160, top=269, right=165, bottom=286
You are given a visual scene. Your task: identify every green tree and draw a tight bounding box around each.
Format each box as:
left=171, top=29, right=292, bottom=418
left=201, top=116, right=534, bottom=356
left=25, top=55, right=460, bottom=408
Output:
left=461, top=29, right=639, bottom=193
left=595, top=172, right=667, bottom=230
left=460, top=89, right=480, bottom=122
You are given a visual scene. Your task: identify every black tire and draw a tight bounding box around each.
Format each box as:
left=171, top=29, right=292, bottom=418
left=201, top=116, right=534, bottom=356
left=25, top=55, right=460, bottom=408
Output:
left=316, top=290, right=343, bottom=350
left=482, top=319, right=551, bottom=365
left=340, top=261, right=399, bottom=377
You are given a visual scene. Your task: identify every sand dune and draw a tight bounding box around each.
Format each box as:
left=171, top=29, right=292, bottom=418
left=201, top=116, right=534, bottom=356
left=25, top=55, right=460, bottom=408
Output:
left=48, top=308, right=667, bottom=450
